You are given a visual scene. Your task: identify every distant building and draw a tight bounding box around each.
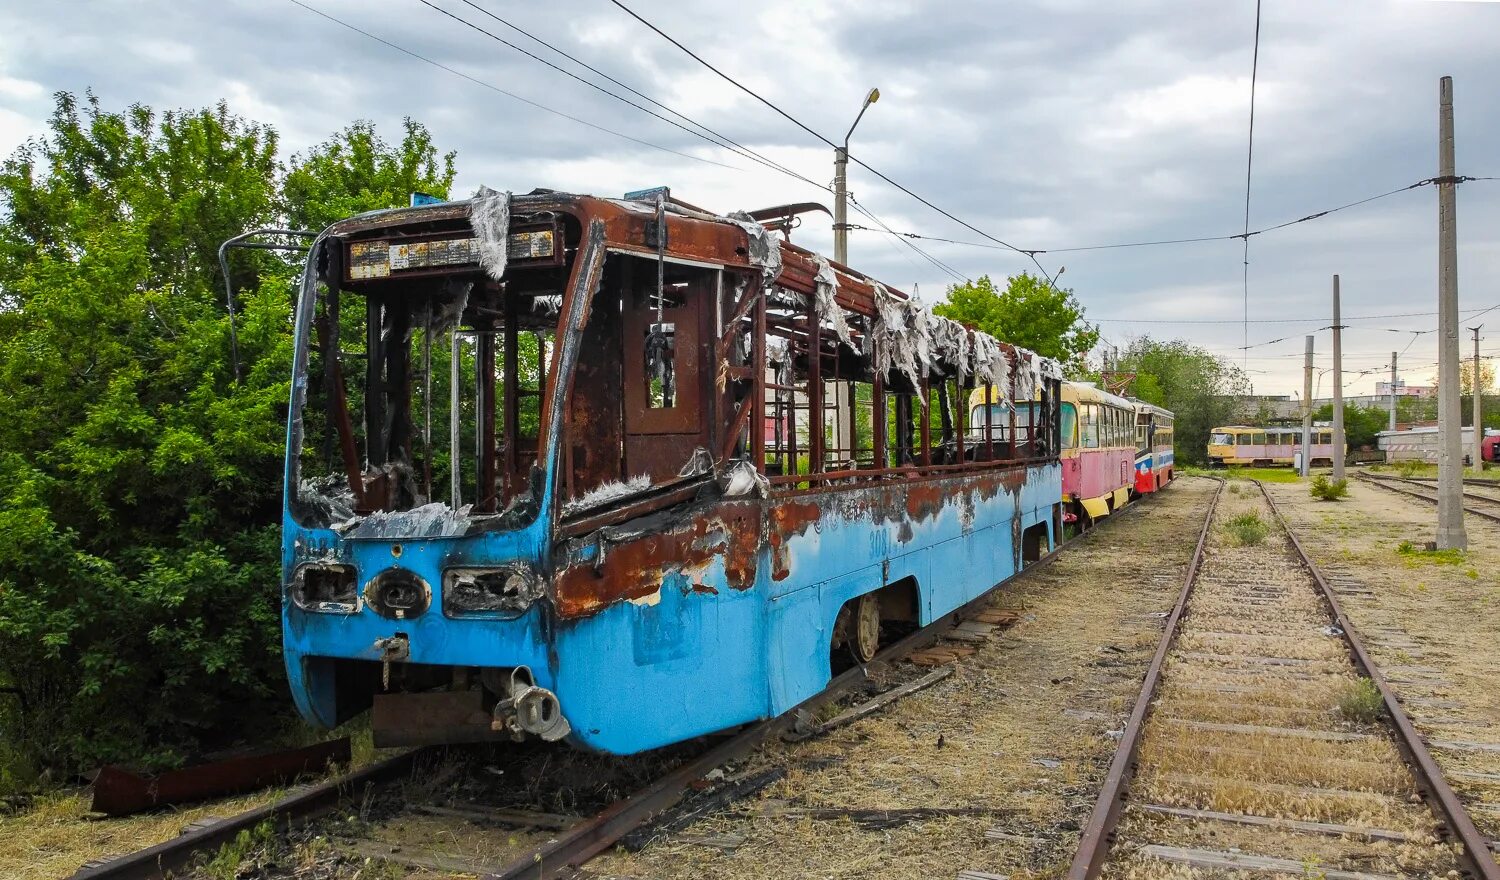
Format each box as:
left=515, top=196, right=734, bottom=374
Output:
left=1375, top=380, right=1434, bottom=398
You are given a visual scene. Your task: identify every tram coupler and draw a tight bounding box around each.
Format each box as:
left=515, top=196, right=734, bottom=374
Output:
left=490, top=666, right=572, bottom=742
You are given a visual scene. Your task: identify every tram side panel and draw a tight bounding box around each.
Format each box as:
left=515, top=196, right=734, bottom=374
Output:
left=549, top=463, right=1060, bottom=754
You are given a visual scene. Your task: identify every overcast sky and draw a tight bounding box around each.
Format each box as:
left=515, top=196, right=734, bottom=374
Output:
left=3, top=0, right=1499, bottom=399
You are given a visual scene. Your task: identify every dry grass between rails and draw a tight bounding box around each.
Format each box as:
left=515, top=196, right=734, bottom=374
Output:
left=1265, top=479, right=1500, bottom=839
left=596, top=478, right=1223, bottom=880
left=1110, top=484, right=1464, bottom=878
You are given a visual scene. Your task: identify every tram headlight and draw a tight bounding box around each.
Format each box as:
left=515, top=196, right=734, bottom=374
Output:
left=289, top=563, right=359, bottom=613
left=365, top=568, right=432, bottom=620
left=444, top=565, right=544, bottom=616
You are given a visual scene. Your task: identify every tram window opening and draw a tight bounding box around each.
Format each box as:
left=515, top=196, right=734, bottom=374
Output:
left=1211, top=432, right=1233, bottom=445
left=1061, top=403, right=1078, bottom=450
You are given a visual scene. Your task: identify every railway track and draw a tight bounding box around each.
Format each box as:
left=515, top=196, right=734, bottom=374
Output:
left=72, top=493, right=1169, bottom=880
left=1357, top=471, right=1500, bottom=524
left=1068, top=478, right=1500, bottom=879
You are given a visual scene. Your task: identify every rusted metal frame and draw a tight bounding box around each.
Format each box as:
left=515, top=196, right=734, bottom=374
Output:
left=313, top=306, right=368, bottom=512
left=984, top=383, right=995, bottom=461
left=752, top=286, right=767, bottom=471
left=954, top=379, right=966, bottom=463
left=478, top=324, right=498, bottom=512
left=1067, top=477, right=1224, bottom=880
left=365, top=296, right=388, bottom=468
left=919, top=379, right=932, bottom=466
left=92, top=739, right=353, bottom=816
left=68, top=748, right=430, bottom=880
left=1007, top=362, right=1018, bottom=461
left=503, top=296, right=520, bottom=494
left=872, top=371, right=887, bottom=469
left=554, top=480, right=710, bottom=539
left=539, top=220, right=608, bottom=533
left=719, top=396, right=757, bottom=463
left=767, top=458, right=1032, bottom=493
left=1259, top=481, right=1500, bottom=880
left=807, top=295, right=824, bottom=474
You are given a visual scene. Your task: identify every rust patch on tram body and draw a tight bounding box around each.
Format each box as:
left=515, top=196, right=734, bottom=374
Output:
left=552, top=503, right=760, bottom=619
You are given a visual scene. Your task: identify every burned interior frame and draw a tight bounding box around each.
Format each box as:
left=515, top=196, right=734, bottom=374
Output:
left=286, top=190, right=1064, bottom=539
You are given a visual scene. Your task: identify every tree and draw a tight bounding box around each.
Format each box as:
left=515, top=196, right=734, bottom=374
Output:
left=1312, top=403, right=1388, bottom=449
left=1095, top=338, right=1252, bottom=466
left=0, top=92, right=456, bottom=781
left=284, top=119, right=456, bottom=231
left=932, top=273, right=1101, bottom=372
left=1460, top=359, right=1494, bottom=396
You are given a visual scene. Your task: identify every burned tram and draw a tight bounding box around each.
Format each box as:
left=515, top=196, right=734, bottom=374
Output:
left=283, top=188, right=1063, bottom=753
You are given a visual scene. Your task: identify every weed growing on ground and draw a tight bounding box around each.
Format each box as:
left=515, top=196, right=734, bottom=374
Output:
left=1224, top=512, right=1270, bottom=546
left=201, top=820, right=274, bottom=880
left=1227, top=483, right=1242, bottom=495
left=1309, top=475, right=1349, bottom=501
left=1338, top=678, right=1385, bottom=724
left=1396, top=460, right=1426, bottom=478
left=1396, top=541, right=1465, bottom=566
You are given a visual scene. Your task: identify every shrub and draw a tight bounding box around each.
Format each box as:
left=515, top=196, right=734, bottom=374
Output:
left=1309, top=475, right=1349, bottom=501
left=1224, top=512, right=1270, bottom=546
left=1338, top=677, right=1384, bottom=724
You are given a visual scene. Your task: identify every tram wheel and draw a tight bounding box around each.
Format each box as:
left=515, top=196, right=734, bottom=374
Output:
left=851, top=592, right=881, bottom=663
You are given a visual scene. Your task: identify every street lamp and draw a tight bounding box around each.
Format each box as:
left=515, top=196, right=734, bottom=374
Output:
left=833, top=87, right=880, bottom=266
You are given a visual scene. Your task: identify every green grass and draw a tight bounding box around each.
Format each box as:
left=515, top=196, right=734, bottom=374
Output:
left=1224, top=512, right=1270, bottom=546
left=1309, top=475, right=1349, bottom=501
left=1396, top=540, right=1465, bottom=565
left=1337, top=678, right=1385, bottom=724
left=1227, top=466, right=1304, bottom=483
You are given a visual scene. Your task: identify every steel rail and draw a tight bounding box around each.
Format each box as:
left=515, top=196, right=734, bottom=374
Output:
left=1356, top=472, right=1500, bottom=524
left=1260, top=481, right=1500, bottom=880
left=69, top=748, right=430, bottom=880
left=70, top=486, right=1174, bottom=880
left=1066, top=477, right=1224, bottom=880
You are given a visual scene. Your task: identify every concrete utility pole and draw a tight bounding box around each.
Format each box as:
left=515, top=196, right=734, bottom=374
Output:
left=1473, top=325, right=1484, bottom=469
left=1436, top=75, right=1467, bottom=550
left=1389, top=352, right=1398, bottom=432
left=1301, top=336, right=1314, bottom=477
left=1331, top=275, right=1345, bottom=481
left=831, top=87, right=878, bottom=463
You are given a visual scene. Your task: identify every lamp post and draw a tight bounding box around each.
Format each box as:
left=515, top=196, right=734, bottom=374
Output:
left=833, top=87, right=880, bottom=266
left=832, top=88, right=878, bottom=465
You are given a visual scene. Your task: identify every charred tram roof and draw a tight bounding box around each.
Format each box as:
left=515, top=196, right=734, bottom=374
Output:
left=321, top=189, right=919, bottom=318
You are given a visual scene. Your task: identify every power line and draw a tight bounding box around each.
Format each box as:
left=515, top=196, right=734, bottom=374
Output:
left=286, top=0, right=738, bottom=170
left=1093, top=303, right=1500, bottom=325
left=605, top=0, right=1066, bottom=287
left=421, top=0, right=827, bottom=189
left=846, top=175, right=1488, bottom=256
left=1241, top=0, right=1264, bottom=366
left=342, top=0, right=966, bottom=286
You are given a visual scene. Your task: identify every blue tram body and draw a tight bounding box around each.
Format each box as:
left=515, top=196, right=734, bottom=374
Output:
left=281, top=191, right=1063, bottom=755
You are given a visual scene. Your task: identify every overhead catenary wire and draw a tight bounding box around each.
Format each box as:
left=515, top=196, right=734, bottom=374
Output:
left=845, top=175, right=1491, bottom=257
left=604, top=0, right=1067, bottom=288
left=350, top=0, right=969, bottom=286
left=286, top=0, right=739, bottom=170
left=1241, top=0, right=1263, bottom=366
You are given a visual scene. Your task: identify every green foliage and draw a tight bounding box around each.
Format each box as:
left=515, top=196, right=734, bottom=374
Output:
left=1091, top=338, right=1252, bottom=466
left=1309, top=475, right=1349, bottom=501
left=284, top=118, right=455, bottom=231
left=0, top=91, right=456, bottom=779
left=1309, top=403, right=1387, bottom=449
left=932, top=273, right=1101, bottom=372
left=1396, top=541, right=1464, bottom=566
left=1337, top=677, right=1384, bottom=724
left=201, top=819, right=275, bottom=880
left=1224, top=512, right=1270, bottom=546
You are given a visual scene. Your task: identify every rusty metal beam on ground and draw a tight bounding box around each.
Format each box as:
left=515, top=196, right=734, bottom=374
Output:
left=90, top=738, right=352, bottom=817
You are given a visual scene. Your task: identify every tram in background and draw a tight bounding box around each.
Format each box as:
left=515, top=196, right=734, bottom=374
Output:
left=1207, top=425, right=1342, bottom=468
left=1133, top=402, right=1174, bottom=493
left=279, top=188, right=1064, bottom=755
